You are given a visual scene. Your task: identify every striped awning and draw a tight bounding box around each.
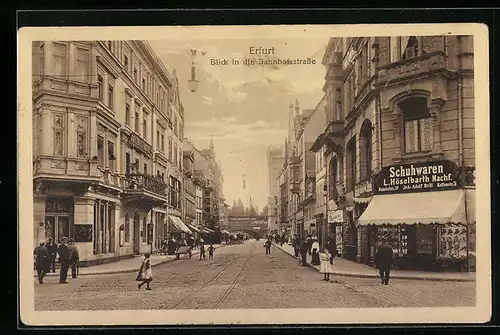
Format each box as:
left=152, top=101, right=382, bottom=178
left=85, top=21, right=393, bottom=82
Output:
left=168, top=215, right=192, bottom=234
left=187, top=224, right=201, bottom=232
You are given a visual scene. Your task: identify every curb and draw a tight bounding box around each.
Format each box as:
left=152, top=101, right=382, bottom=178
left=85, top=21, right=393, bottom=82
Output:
left=272, top=243, right=475, bottom=283
left=34, top=245, right=225, bottom=277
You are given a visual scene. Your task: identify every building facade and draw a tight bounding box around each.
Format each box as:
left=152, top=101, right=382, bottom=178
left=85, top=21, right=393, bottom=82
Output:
left=32, top=40, right=186, bottom=265
left=311, top=36, right=476, bottom=271
left=266, top=146, right=285, bottom=234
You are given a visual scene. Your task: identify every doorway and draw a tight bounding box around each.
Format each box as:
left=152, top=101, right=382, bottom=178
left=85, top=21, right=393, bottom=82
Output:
left=45, top=215, right=71, bottom=243
left=133, top=212, right=140, bottom=254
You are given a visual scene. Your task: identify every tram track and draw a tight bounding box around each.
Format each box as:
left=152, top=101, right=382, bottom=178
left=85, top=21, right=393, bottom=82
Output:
left=171, top=244, right=255, bottom=309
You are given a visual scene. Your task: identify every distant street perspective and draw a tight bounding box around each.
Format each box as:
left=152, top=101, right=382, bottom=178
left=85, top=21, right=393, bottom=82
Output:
left=35, top=240, right=475, bottom=310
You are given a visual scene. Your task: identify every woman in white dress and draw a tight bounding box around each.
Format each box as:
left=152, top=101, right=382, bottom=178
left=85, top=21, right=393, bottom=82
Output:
left=319, top=248, right=333, bottom=281
left=136, top=252, right=153, bottom=290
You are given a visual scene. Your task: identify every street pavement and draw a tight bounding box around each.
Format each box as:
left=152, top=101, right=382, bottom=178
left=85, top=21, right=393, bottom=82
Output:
left=273, top=242, right=476, bottom=282
left=34, top=240, right=475, bottom=310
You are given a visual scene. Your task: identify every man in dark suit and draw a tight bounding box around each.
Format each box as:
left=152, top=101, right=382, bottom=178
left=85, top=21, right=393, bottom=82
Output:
left=375, top=241, right=394, bottom=285
left=45, top=238, right=58, bottom=273
left=34, top=242, right=50, bottom=284
left=299, top=238, right=309, bottom=266
left=68, top=239, right=80, bottom=279
left=57, top=237, right=71, bottom=284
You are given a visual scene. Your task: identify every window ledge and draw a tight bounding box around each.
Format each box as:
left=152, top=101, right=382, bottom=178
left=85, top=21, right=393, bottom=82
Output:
left=400, top=150, right=439, bottom=162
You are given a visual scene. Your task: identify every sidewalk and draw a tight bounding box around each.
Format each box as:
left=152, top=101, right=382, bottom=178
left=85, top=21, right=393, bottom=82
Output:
left=273, top=242, right=476, bottom=282
left=35, top=244, right=223, bottom=277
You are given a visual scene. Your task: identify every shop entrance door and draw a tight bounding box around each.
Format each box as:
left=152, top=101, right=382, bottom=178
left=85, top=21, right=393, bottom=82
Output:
left=133, top=213, right=140, bottom=254
left=45, top=215, right=70, bottom=243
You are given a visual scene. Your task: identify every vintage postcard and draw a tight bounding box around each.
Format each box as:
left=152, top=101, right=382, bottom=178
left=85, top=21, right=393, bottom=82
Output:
left=18, top=23, right=491, bottom=325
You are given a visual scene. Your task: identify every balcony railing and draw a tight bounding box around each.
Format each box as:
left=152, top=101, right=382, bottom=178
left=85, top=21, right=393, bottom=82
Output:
left=124, top=173, right=167, bottom=195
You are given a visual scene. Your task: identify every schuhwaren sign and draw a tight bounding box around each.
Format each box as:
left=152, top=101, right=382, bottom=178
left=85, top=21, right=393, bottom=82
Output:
left=373, top=160, right=460, bottom=195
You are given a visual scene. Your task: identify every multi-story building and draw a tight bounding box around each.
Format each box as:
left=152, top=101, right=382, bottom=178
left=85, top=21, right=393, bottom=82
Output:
left=266, top=146, right=284, bottom=234
left=32, top=40, right=188, bottom=265
left=311, top=36, right=476, bottom=271
left=195, top=184, right=203, bottom=226
left=182, top=147, right=196, bottom=230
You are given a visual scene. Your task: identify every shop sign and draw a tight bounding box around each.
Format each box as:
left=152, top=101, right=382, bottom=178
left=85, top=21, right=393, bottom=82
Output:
left=328, top=210, right=344, bottom=223
left=373, top=160, right=460, bottom=195
left=354, top=179, right=373, bottom=197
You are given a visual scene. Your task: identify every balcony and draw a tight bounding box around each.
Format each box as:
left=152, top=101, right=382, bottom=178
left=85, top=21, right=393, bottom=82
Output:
left=289, top=155, right=300, bottom=166
left=289, top=182, right=300, bottom=194
left=122, top=172, right=168, bottom=208
left=324, top=121, right=345, bottom=155
left=376, top=51, right=447, bottom=86
left=121, top=128, right=152, bottom=157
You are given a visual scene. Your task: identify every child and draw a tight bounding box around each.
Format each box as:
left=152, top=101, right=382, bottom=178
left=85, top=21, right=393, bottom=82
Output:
left=136, top=252, right=153, bottom=290
left=319, top=248, right=333, bottom=281
left=208, top=245, right=215, bottom=260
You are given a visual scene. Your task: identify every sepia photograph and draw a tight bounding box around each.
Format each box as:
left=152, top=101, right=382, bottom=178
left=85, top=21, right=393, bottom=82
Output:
left=18, top=24, right=490, bottom=325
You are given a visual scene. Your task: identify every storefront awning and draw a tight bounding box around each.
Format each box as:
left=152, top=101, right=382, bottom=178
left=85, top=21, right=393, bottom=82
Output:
left=187, top=224, right=200, bottom=232
left=203, top=227, right=215, bottom=233
left=357, top=189, right=467, bottom=226
left=168, top=215, right=192, bottom=234
left=221, top=229, right=230, bottom=234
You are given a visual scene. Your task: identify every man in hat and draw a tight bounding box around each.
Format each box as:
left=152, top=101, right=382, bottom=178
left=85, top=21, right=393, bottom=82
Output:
left=375, top=241, right=394, bottom=285
left=57, top=237, right=71, bottom=284
left=34, top=241, right=50, bottom=284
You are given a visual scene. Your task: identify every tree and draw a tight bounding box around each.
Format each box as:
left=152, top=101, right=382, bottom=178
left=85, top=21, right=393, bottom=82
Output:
left=236, top=198, right=245, bottom=215
left=230, top=200, right=238, bottom=215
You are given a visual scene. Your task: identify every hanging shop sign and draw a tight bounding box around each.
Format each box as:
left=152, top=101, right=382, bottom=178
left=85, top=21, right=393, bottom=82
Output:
left=373, top=160, right=460, bottom=195
left=328, top=210, right=344, bottom=223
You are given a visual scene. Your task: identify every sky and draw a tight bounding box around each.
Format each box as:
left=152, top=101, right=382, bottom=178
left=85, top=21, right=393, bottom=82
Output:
left=149, top=38, right=328, bottom=210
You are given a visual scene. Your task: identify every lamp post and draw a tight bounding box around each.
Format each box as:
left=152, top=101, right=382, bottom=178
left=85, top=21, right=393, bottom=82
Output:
left=322, top=184, right=328, bottom=250
left=187, top=62, right=199, bottom=93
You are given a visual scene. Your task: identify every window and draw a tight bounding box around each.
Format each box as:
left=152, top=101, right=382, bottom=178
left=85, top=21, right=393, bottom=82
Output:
left=125, top=152, right=131, bottom=174
left=142, top=78, right=146, bottom=92
left=174, top=142, right=178, bottom=165
left=97, top=136, right=104, bottom=167
left=144, top=163, right=148, bottom=174
left=346, top=137, right=356, bottom=192
left=360, top=120, right=373, bottom=181
left=52, top=114, right=64, bottom=156
left=76, top=47, right=90, bottom=81
left=124, top=55, right=129, bottom=72
left=135, top=158, right=139, bottom=173
left=156, top=129, right=160, bottom=148
left=143, top=116, right=147, bottom=140
left=108, top=141, right=115, bottom=171
left=76, top=116, right=88, bottom=158
left=402, top=36, right=419, bottom=60
left=97, top=75, right=104, bottom=102
left=108, top=84, right=114, bottom=109
left=107, top=41, right=112, bottom=50
left=124, top=213, right=130, bottom=242
left=173, top=115, right=177, bottom=136
left=142, top=217, right=147, bottom=243
left=135, top=109, right=140, bottom=133
left=161, top=133, right=165, bottom=151
left=53, top=42, right=67, bottom=77
left=125, top=103, right=130, bottom=126
left=168, top=136, right=173, bottom=161
left=133, top=67, right=138, bottom=82
left=39, top=44, right=45, bottom=75
left=403, top=105, right=433, bottom=153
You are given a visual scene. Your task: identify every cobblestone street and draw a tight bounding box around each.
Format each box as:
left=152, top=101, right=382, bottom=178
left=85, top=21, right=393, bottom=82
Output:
left=34, top=240, right=476, bottom=310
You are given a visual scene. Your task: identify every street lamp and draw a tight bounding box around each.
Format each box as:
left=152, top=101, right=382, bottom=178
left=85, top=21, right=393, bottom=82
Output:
left=187, top=62, right=199, bottom=93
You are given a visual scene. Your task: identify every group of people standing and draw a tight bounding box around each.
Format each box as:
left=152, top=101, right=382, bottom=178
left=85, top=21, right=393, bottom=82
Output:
left=33, top=237, right=79, bottom=284
left=291, top=234, right=337, bottom=281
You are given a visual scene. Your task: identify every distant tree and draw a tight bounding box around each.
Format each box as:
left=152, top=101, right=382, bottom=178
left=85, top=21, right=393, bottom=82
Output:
left=229, top=200, right=238, bottom=215
left=236, top=198, right=245, bottom=215
left=260, top=205, right=268, bottom=216
left=244, top=206, right=250, bottom=216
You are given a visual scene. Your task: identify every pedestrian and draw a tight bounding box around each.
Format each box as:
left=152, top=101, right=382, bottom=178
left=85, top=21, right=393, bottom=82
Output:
left=306, top=235, right=313, bottom=255
left=136, top=252, right=153, bottom=290
left=319, top=248, right=333, bottom=281
left=208, top=244, right=215, bottom=260
left=299, top=238, right=308, bottom=266
left=34, top=241, right=50, bottom=284
left=264, top=238, right=272, bottom=255
left=310, top=237, right=321, bottom=265
left=199, top=242, right=206, bottom=260
left=375, top=241, right=394, bottom=285
left=68, top=239, right=79, bottom=279
left=292, top=234, right=300, bottom=257
left=326, top=236, right=336, bottom=264
left=57, top=237, right=71, bottom=284
left=45, top=237, right=58, bottom=273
